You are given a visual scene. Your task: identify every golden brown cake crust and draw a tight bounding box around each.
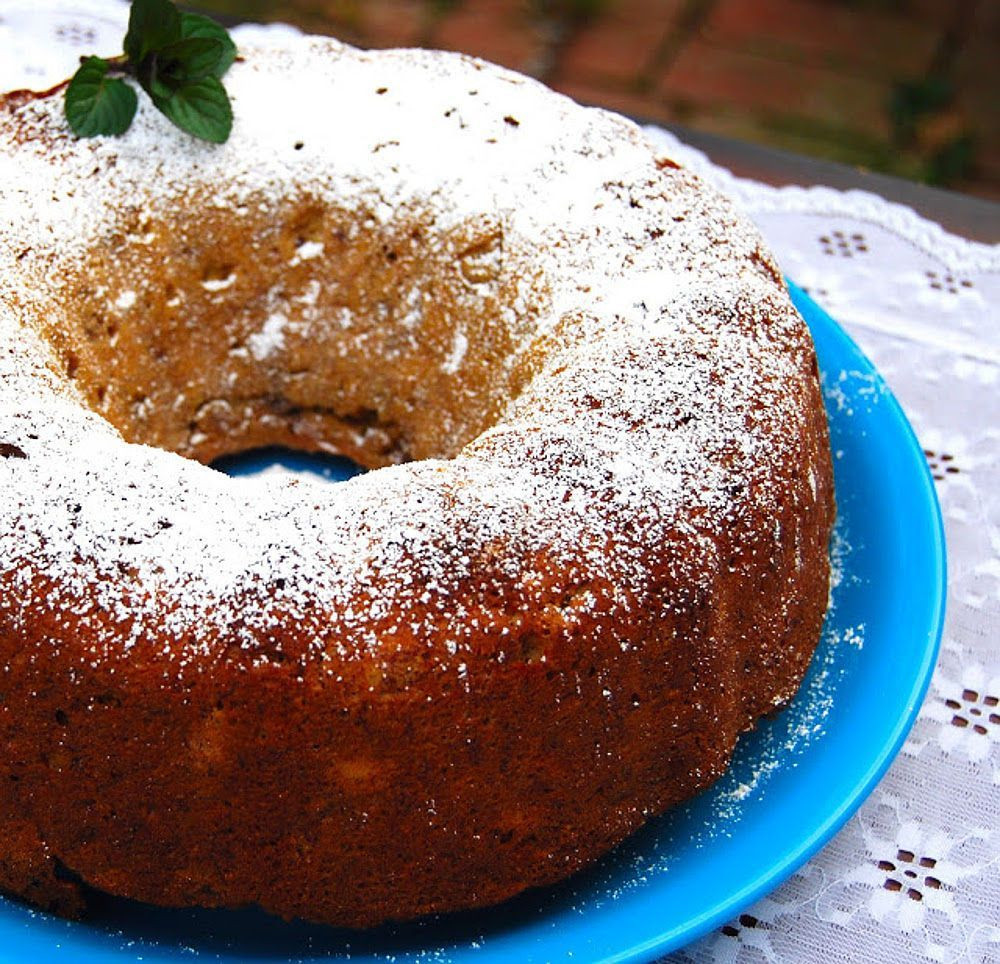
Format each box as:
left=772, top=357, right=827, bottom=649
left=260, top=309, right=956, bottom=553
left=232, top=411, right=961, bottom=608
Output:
left=0, top=35, right=835, bottom=926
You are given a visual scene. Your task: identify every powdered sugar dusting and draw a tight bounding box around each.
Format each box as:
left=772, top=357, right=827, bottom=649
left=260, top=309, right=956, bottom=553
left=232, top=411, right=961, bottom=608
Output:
left=247, top=311, right=288, bottom=360
left=0, top=34, right=828, bottom=683
left=441, top=328, right=468, bottom=374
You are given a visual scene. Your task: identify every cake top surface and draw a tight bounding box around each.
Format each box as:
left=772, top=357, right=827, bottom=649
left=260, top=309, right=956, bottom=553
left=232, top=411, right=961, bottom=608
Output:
left=0, top=33, right=821, bottom=681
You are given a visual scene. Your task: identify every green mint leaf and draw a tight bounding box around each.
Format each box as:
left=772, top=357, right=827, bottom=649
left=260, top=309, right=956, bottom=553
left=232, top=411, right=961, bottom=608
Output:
left=137, top=37, right=225, bottom=98
left=124, top=0, right=181, bottom=64
left=179, top=12, right=237, bottom=77
left=64, top=57, right=139, bottom=137
left=158, top=37, right=227, bottom=84
left=151, top=76, right=232, bottom=143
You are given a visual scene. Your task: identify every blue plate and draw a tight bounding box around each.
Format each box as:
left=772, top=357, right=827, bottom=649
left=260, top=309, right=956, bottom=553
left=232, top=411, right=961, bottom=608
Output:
left=0, top=284, right=945, bottom=964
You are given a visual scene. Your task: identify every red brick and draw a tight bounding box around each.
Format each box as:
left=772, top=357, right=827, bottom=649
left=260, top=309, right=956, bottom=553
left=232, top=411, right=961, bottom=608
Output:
left=251, top=2, right=362, bottom=43
left=660, top=40, right=891, bottom=139
left=431, top=0, right=546, bottom=75
left=904, top=0, right=995, bottom=33
left=952, top=31, right=1000, bottom=120
left=901, top=0, right=960, bottom=30
left=701, top=0, right=941, bottom=79
left=557, top=0, right=686, bottom=85
left=962, top=131, right=1000, bottom=201
left=359, top=0, right=426, bottom=48
left=950, top=39, right=999, bottom=201
left=952, top=99, right=1000, bottom=201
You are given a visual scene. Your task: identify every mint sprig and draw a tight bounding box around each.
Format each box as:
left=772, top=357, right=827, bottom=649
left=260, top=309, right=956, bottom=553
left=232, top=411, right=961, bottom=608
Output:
left=64, top=0, right=236, bottom=143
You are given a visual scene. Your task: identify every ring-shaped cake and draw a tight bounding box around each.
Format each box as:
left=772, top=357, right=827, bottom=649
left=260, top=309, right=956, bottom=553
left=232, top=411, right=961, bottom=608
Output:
left=0, top=35, right=835, bottom=926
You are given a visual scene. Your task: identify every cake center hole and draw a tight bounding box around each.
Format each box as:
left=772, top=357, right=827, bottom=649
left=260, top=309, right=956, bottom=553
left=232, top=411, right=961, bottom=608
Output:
left=211, top=446, right=366, bottom=484
left=50, top=204, right=543, bottom=470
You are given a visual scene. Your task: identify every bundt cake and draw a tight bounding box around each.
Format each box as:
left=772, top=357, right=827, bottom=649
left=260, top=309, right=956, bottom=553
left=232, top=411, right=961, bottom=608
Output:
left=0, top=32, right=835, bottom=926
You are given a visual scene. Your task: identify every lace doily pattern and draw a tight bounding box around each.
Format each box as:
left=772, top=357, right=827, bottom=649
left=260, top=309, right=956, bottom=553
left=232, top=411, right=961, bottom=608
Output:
left=2, top=3, right=998, bottom=962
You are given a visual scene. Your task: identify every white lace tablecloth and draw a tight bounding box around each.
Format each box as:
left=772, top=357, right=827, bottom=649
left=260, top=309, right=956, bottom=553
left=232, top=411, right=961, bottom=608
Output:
left=2, top=3, right=998, bottom=962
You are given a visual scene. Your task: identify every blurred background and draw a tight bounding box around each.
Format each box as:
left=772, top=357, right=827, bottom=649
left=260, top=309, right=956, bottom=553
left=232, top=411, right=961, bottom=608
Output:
left=195, top=0, right=999, bottom=201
